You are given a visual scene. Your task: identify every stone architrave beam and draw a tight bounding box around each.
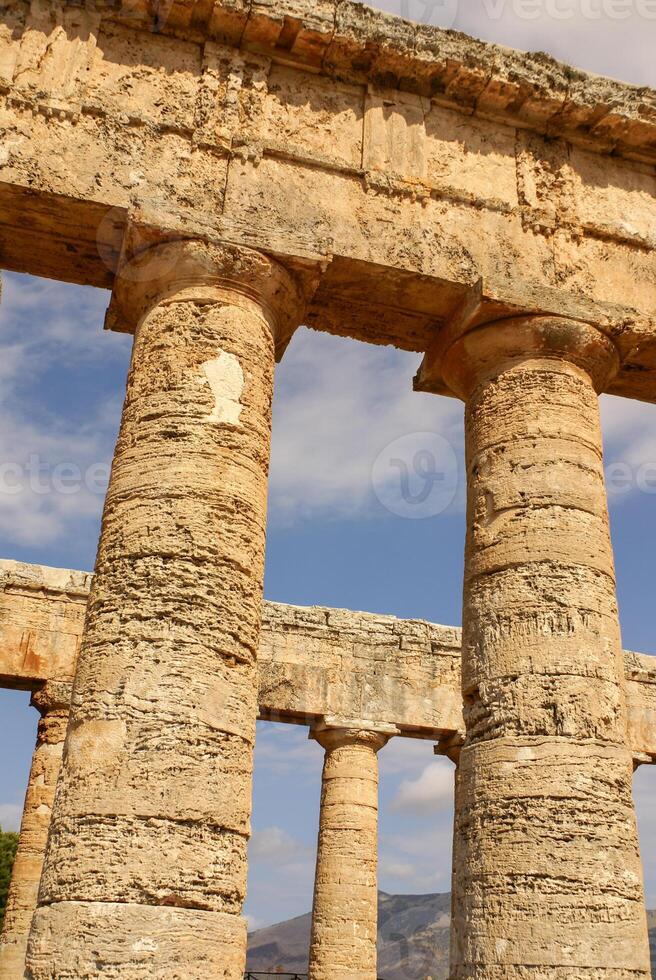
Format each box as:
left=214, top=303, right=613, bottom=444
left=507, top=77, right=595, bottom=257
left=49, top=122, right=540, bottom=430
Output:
left=1, top=559, right=654, bottom=760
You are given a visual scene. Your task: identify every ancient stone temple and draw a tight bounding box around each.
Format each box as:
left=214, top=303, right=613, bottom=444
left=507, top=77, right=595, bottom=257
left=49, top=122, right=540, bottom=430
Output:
left=0, top=1, right=654, bottom=978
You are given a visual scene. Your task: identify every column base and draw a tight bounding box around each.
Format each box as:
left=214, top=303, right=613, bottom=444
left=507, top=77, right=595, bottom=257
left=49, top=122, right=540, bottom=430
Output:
left=26, top=902, right=247, bottom=979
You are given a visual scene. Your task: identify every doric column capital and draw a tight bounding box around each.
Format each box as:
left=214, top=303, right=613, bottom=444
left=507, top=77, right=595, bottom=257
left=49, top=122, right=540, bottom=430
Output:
left=30, top=681, right=73, bottom=717
left=310, top=718, right=397, bottom=753
left=106, top=238, right=307, bottom=361
left=417, top=315, right=621, bottom=400
left=435, top=731, right=465, bottom=766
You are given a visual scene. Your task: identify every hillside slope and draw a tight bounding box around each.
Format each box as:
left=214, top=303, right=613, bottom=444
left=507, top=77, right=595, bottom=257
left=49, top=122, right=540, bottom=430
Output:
left=248, top=894, right=656, bottom=980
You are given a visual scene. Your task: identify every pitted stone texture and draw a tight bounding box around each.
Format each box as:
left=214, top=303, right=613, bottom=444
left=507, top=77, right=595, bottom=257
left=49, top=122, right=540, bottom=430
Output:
left=443, top=317, right=651, bottom=978
left=308, top=728, right=389, bottom=980
left=0, top=682, right=71, bottom=979
left=26, top=902, right=245, bottom=979
left=25, top=241, right=302, bottom=979
left=0, top=562, right=90, bottom=688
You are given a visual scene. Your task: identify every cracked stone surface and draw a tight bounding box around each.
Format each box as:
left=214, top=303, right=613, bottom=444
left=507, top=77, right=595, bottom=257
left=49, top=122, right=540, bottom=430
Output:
left=0, top=682, right=71, bottom=978
left=24, top=240, right=304, bottom=979
left=308, top=728, right=390, bottom=980
left=436, top=316, right=652, bottom=978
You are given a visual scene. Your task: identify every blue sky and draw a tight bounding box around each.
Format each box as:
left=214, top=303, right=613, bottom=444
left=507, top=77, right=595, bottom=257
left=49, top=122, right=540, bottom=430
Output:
left=1, top=0, right=655, bottom=934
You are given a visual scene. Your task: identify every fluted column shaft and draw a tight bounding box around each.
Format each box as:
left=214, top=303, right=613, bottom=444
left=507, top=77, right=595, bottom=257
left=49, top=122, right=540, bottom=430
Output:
left=0, top=683, right=70, bottom=979
left=26, top=240, right=303, bottom=979
left=308, top=727, right=389, bottom=980
left=441, top=316, right=650, bottom=978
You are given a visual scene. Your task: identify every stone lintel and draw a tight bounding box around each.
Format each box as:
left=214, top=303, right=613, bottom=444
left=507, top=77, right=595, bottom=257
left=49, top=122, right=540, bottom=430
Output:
left=1, top=559, right=654, bottom=762
left=310, top=715, right=401, bottom=737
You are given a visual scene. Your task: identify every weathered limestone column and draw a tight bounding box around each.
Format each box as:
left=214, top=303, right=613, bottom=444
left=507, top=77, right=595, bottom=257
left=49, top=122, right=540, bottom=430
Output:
left=308, top=723, right=393, bottom=980
left=422, top=315, right=651, bottom=978
left=0, top=682, right=70, bottom=979
left=26, top=240, right=305, bottom=979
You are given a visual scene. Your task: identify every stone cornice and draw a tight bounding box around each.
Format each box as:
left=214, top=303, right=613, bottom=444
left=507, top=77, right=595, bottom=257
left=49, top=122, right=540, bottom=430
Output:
left=102, top=0, right=656, bottom=164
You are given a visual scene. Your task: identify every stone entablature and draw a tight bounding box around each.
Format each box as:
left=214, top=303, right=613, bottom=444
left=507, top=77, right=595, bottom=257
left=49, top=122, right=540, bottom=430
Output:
left=1, top=559, right=654, bottom=762
left=1, top=0, right=655, bottom=400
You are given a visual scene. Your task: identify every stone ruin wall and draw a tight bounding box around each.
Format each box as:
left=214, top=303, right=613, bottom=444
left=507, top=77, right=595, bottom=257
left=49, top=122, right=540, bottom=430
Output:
left=0, top=1, right=655, bottom=977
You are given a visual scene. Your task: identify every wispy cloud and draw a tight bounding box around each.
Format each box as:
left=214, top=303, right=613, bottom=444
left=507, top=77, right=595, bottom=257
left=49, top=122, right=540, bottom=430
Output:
left=270, top=328, right=464, bottom=525
left=379, top=825, right=453, bottom=892
left=250, top=826, right=314, bottom=867
left=390, top=761, right=455, bottom=815
left=254, top=722, right=320, bottom=779
left=0, top=273, right=129, bottom=549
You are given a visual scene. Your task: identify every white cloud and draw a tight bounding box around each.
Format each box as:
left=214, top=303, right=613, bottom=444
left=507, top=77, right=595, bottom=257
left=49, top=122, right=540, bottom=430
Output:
left=379, top=826, right=453, bottom=891
left=245, top=912, right=264, bottom=932
left=246, top=825, right=317, bottom=927
left=270, top=329, right=464, bottom=525
left=254, top=722, right=321, bottom=779
left=380, top=737, right=437, bottom=776
left=249, top=826, right=313, bottom=867
left=601, top=396, right=656, bottom=504
left=378, top=857, right=420, bottom=881
left=0, top=803, right=22, bottom=832
left=270, top=331, right=656, bottom=528
left=391, top=761, right=455, bottom=815
left=0, top=273, right=129, bottom=548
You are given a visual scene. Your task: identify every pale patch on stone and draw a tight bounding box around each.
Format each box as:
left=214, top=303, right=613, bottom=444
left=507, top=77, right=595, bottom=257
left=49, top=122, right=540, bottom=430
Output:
left=202, top=351, right=244, bottom=427
left=65, top=718, right=126, bottom=775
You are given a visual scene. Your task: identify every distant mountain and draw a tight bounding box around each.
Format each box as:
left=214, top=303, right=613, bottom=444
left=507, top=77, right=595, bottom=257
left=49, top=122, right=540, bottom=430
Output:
left=247, top=908, right=311, bottom=975
left=248, top=894, right=656, bottom=980
left=376, top=892, right=451, bottom=980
